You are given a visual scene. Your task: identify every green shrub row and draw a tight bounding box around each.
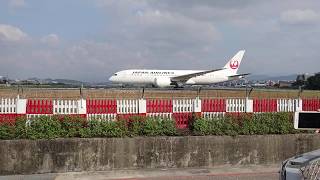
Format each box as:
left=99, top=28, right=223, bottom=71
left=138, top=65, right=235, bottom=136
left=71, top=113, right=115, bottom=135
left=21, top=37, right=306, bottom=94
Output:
left=0, top=116, right=177, bottom=140
left=192, top=113, right=301, bottom=136
left=0, top=113, right=305, bottom=139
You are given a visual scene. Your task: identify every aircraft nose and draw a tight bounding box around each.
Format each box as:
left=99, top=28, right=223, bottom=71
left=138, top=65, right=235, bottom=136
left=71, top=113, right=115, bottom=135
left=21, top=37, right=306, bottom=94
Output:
left=108, top=76, right=114, bottom=81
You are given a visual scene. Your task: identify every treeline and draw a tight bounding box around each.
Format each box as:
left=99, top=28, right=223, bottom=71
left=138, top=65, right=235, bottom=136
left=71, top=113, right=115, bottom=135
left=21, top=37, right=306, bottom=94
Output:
left=0, top=113, right=304, bottom=140
left=295, top=73, right=320, bottom=90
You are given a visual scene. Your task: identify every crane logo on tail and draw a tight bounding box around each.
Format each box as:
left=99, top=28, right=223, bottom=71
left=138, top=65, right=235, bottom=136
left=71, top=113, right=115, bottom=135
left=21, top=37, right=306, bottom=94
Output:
left=230, top=60, right=239, bottom=69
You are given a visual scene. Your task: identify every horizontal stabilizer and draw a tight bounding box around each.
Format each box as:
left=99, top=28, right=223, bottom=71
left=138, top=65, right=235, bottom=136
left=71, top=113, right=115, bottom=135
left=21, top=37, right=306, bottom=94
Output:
left=228, top=73, right=250, bottom=78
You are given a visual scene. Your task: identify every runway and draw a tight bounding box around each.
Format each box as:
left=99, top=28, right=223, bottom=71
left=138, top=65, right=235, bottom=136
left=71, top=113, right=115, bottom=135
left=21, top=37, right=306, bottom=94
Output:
left=0, top=87, right=319, bottom=99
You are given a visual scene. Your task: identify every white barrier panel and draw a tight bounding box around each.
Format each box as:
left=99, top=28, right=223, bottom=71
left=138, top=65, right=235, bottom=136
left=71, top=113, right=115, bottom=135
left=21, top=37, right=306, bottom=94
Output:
left=173, top=99, right=195, bottom=113
left=117, top=99, right=139, bottom=114
left=194, top=98, right=201, bottom=113
left=147, top=113, right=172, bottom=119
left=16, top=98, right=27, bottom=114
left=277, top=99, right=299, bottom=112
left=297, top=98, right=303, bottom=112
left=87, top=114, right=117, bottom=121
left=226, top=99, right=246, bottom=112
left=53, top=100, right=79, bottom=114
left=138, top=99, right=146, bottom=114
left=246, top=98, right=253, bottom=113
left=78, top=99, right=86, bottom=114
left=0, top=98, right=16, bottom=114
left=202, top=112, right=225, bottom=119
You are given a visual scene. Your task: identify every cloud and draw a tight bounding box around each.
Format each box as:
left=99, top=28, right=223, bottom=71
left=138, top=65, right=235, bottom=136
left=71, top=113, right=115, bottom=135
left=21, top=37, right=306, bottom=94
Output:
left=280, top=9, right=320, bottom=25
left=133, top=10, right=219, bottom=47
left=0, top=24, right=28, bottom=42
left=2, top=0, right=320, bottom=82
left=41, top=34, right=60, bottom=45
left=8, top=0, right=26, bottom=8
left=145, top=0, right=259, bottom=26
left=128, top=1, right=320, bottom=75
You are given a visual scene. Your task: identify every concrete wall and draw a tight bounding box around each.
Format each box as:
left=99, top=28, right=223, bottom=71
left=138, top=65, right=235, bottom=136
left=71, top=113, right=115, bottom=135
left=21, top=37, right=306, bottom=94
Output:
left=0, top=134, right=320, bottom=175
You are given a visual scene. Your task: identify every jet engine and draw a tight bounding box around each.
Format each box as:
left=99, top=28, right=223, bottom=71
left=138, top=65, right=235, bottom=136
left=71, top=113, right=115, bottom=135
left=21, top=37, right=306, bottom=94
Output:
left=154, top=78, right=172, bottom=88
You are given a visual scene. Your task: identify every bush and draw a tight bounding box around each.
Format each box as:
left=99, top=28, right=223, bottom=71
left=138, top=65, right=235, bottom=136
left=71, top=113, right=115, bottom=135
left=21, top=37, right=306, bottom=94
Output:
left=14, top=117, right=28, bottom=139
left=100, top=120, right=128, bottom=137
left=79, top=127, right=92, bottom=138
left=270, top=113, right=294, bottom=134
left=160, top=118, right=177, bottom=136
left=143, top=118, right=163, bottom=136
left=193, top=118, right=217, bottom=136
left=86, top=120, right=102, bottom=137
left=0, top=113, right=306, bottom=139
left=128, top=116, right=145, bottom=136
left=127, top=117, right=177, bottom=136
left=193, top=117, right=239, bottom=136
left=193, top=113, right=297, bottom=136
left=142, top=118, right=177, bottom=136
left=240, top=113, right=295, bottom=135
left=25, top=116, right=63, bottom=139
left=60, top=116, right=87, bottom=138
left=77, top=119, right=128, bottom=138
left=0, top=123, right=15, bottom=139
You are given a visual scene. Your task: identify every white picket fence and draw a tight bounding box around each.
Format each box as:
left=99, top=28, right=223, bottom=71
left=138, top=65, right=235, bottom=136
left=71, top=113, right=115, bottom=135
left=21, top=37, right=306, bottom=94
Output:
left=173, top=99, right=194, bottom=113
left=87, top=114, right=117, bottom=121
left=172, top=98, right=201, bottom=113
left=226, top=99, right=246, bottom=112
left=277, top=99, right=300, bottom=112
left=27, top=114, right=52, bottom=119
left=53, top=99, right=86, bottom=115
left=147, top=113, right=172, bottom=119
left=0, top=98, right=16, bottom=114
left=0, top=97, right=306, bottom=121
left=117, top=99, right=140, bottom=114
left=202, top=112, right=225, bottom=119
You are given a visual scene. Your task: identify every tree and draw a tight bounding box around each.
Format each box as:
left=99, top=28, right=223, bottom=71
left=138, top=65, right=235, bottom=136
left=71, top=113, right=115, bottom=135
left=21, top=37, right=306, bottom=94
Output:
left=306, top=73, right=320, bottom=90
left=293, top=74, right=307, bottom=87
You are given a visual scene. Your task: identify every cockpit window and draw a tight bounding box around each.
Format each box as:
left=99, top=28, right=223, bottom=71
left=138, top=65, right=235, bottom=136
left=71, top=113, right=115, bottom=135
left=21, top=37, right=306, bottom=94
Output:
left=114, top=73, right=118, bottom=76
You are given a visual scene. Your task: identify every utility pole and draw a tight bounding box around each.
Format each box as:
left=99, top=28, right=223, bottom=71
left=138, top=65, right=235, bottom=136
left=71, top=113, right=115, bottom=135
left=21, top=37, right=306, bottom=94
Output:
left=245, top=78, right=253, bottom=113
left=80, top=84, right=83, bottom=108
left=141, top=87, right=145, bottom=99
left=197, top=87, right=202, bottom=99
left=298, top=85, right=303, bottom=99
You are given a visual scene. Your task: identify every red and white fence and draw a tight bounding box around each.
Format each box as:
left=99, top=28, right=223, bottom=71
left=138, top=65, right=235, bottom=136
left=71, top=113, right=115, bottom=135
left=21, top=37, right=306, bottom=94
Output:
left=302, top=99, right=320, bottom=111
left=146, top=99, right=172, bottom=119
left=86, top=99, right=117, bottom=121
left=201, top=98, right=226, bottom=118
left=0, top=96, right=318, bottom=128
left=253, top=99, right=277, bottom=112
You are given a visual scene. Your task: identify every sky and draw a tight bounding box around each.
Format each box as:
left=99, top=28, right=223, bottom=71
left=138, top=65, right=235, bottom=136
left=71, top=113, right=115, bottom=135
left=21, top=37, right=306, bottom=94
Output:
left=0, top=0, right=320, bottom=82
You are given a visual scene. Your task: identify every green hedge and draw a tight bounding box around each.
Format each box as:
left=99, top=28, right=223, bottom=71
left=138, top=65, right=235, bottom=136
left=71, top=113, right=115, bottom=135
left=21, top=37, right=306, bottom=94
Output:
left=193, top=113, right=301, bottom=136
left=0, top=116, right=177, bottom=139
left=0, top=113, right=305, bottom=139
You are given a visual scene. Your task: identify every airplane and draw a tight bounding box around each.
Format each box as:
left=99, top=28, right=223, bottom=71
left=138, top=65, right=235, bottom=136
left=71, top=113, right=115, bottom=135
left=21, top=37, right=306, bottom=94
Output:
left=109, top=50, right=249, bottom=88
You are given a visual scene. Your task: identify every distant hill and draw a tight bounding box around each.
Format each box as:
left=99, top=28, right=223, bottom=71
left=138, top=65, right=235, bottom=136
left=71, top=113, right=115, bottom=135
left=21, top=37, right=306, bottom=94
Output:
left=51, top=79, right=86, bottom=86
left=248, top=74, right=297, bottom=81
left=25, top=78, right=87, bottom=86
left=19, top=74, right=298, bottom=87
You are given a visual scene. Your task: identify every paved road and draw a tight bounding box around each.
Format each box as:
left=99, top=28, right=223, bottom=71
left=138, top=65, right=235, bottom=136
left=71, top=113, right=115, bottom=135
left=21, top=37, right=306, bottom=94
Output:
left=1, top=165, right=279, bottom=180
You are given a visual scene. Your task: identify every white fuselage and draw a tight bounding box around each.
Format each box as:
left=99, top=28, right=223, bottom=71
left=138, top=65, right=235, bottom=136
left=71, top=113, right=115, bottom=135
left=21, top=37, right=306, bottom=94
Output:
left=109, top=69, right=232, bottom=87
left=109, top=50, right=246, bottom=87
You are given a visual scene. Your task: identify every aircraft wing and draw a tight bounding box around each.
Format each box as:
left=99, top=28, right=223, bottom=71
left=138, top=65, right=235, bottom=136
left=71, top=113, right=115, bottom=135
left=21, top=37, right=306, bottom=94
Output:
left=228, top=73, right=250, bottom=78
left=171, top=68, right=225, bottom=82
